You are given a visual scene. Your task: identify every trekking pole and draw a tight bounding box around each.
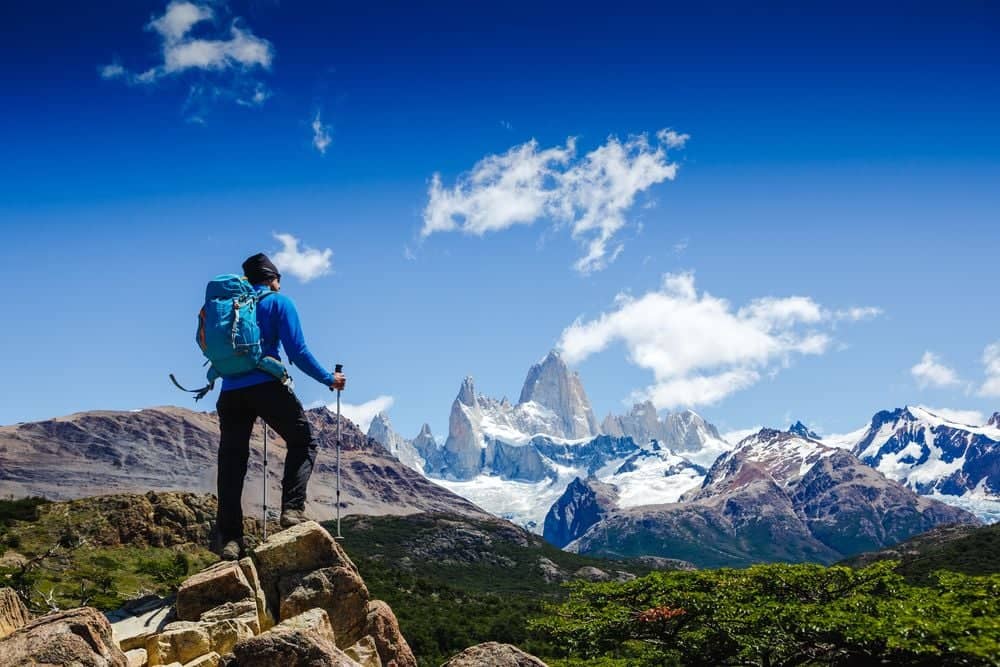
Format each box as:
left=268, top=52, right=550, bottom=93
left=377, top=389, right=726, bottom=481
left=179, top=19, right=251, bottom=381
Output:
left=262, top=418, right=268, bottom=541
left=334, top=363, right=344, bottom=540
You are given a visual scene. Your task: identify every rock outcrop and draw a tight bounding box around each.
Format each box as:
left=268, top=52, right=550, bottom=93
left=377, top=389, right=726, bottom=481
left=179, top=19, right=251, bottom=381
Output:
left=227, top=608, right=360, bottom=666
left=0, top=606, right=128, bottom=666
left=94, top=521, right=415, bottom=667
left=0, top=588, right=31, bottom=640
left=542, top=477, right=618, bottom=548
left=442, top=641, right=548, bottom=666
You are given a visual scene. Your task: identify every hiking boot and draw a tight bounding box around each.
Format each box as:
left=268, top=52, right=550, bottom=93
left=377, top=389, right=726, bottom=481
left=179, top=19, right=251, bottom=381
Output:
left=280, top=508, right=308, bottom=528
left=221, top=539, right=242, bottom=561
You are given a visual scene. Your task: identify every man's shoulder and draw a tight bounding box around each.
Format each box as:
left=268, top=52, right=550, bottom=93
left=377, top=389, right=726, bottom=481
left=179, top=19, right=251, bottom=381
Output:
left=259, top=291, right=295, bottom=313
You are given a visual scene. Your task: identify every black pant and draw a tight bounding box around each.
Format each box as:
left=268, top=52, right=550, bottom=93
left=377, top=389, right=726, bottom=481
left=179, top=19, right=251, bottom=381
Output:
left=216, top=381, right=317, bottom=542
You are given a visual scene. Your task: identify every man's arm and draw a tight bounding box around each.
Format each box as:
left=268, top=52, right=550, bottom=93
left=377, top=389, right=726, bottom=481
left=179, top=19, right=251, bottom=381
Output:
left=275, top=296, right=336, bottom=387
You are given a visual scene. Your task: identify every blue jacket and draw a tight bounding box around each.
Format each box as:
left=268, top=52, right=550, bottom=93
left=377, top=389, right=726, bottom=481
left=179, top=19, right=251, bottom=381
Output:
left=221, top=285, right=334, bottom=392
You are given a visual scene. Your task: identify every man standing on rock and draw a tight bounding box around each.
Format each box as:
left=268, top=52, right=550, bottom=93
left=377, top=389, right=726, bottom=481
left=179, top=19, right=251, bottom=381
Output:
left=216, top=253, right=346, bottom=560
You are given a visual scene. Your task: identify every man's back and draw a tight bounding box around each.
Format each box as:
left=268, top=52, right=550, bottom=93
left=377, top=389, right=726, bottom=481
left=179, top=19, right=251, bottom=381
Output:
left=221, top=285, right=332, bottom=391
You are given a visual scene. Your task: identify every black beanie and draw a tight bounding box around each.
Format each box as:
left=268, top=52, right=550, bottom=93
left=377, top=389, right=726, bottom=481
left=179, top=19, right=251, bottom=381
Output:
left=242, top=253, right=281, bottom=284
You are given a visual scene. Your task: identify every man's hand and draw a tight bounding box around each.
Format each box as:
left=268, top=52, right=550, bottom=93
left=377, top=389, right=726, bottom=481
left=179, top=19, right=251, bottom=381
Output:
left=330, top=371, right=346, bottom=392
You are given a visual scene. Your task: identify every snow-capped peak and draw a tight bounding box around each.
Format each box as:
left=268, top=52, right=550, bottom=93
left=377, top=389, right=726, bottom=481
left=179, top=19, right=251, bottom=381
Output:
left=990, top=412, right=1000, bottom=429
left=715, top=427, right=836, bottom=487
left=788, top=420, right=821, bottom=440
left=517, top=349, right=599, bottom=439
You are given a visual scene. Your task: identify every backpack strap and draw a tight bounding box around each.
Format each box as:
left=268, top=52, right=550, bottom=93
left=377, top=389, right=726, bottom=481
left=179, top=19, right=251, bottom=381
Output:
left=169, top=374, right=216, bottom=402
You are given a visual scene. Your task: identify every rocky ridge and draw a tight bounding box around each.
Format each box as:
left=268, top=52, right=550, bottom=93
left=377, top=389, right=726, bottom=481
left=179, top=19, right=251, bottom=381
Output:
left=0, top=406, right=490, bottom=522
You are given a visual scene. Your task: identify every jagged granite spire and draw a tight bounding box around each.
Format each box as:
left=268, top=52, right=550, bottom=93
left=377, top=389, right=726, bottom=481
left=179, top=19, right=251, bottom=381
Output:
left=989, top=412, right=1000, bottom=428
left=788, top=421, right=821, bottom=440
left=457, top=376, right=477, bottom=406
left=443, top=377, right=484, bottom=480
left=518, top=350, right=599, bottom=438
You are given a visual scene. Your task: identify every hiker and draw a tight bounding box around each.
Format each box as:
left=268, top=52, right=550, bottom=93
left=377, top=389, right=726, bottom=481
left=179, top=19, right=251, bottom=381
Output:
left=214, top=253, right=345, bottom=560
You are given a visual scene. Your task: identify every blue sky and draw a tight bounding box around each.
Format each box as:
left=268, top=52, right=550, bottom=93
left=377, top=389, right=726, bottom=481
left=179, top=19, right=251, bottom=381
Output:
left=2, top=1, right=999, bottom=439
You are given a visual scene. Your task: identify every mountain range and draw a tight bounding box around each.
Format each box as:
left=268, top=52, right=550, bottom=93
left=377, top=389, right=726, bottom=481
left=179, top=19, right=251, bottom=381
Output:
left=365, top=350, right=995, bottom=565
left=0, top=406, right=488, bottom=523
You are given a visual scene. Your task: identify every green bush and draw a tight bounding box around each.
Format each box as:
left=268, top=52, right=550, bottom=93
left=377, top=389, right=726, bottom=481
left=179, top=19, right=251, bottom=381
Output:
left=531, top=561, right=1000, bottom=666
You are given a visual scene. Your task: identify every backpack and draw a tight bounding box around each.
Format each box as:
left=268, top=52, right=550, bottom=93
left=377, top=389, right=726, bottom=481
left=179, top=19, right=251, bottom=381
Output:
left=170, top=274, right=288, bottom=400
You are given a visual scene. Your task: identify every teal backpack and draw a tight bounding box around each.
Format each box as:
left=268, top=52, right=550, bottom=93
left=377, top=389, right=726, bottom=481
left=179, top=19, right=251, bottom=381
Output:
left=171, top=274, right=288, bottom=400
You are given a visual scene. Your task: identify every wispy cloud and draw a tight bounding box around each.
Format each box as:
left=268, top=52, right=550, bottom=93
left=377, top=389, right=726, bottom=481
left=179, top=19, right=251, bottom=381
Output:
left=917, top=405, right=986, bottom=426
left=272, top=233, right=333, bottom=283
left=100, top=1, right=273, bottom=113
left=329, top=395, right=395, bottom=433
left=422, top=129, right=686, bottom=273
left=979, top=342, right=1000, bottom=397
left=911, top=351, right=961, bottom=389
left=311, top=112, right=332, bottom=154
left=557, top=272, right=876, bottom=409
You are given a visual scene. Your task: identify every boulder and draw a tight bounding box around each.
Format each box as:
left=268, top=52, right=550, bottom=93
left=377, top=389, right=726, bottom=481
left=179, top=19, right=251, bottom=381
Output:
left=125, top=647, right=148, bottom=667
left=252, top=521, right=359, bottom=611
left=363, top=600, right=416, bottom=667
left=0, top=606, right=128, bottom=666
left=176, top=561, right=255, bottom=622
left=344, top=635, right=382, bottom=667
left=277, top=566, right=369, bottom=646
left=442, top=642, right=548, bottom=666
left=146, top=621, right=211, bottom=665
left=199, top=599, right=260, bottom=634
left=184, top=652, right=221, bottom=667
left=148, top=617, right=255, bottom=664
left=228, top=609, right=362, bottom=667
left=0, top=587, right=31, bottom=640
left=237, top=557, right=274, bottom=632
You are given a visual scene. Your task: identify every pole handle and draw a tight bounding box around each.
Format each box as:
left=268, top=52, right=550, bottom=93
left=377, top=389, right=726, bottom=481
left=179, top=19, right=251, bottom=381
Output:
left=334, top=363, right=343, bottom=374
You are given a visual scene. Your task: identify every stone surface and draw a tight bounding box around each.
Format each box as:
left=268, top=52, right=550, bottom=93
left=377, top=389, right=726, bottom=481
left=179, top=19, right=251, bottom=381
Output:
left=147, top=621, right=211, bottom=665
left=442, top=642, right=548, bottom=666
left=176, top=561, right=254, bottom=622
left=344, top=635, right=382, bottom=667
left=125, top=647, right=148, bottom=667
left=199, top=599, right=260, bottom=634
left=278, top=565, right=370, bottom=646
left=184, top=651, right=220, bottom=667
left=0, top=587, right=31, bottom=640
left=237, top=557, right=274, bottom=632
left=363, top=600, right=416, bottom=667
left=109, top=596, right=174, bottom=652
left=0, top=606, right=128, bottom=666
left=253, top=521, right=358, bottom=606
left=229, top=609, right=361, bottom=667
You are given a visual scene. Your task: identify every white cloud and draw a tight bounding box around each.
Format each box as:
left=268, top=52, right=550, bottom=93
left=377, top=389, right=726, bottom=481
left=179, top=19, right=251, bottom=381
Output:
left=328, top=395, right=395, bottom=433
left=835, top=306, right=883, bottom=321
left=100, top=62, right=126, bottom=79
left=980, top=342, right=1000, bottom=397
left=312, top=112, right=332, bottom=154
left=911, top=351, right=961, bottom=389
left=422, top=130, right=684, bottom=273
left=656, top=129, right=690, bottom=148
left=272, top=233, right=333, bottom=283
left=916, top=405, right=986, bottom=426
left=722, top=426, right=762, bottom=445
left=558, top=272, right=874, bottom=409
left=100, top=1, right=273, bottom=111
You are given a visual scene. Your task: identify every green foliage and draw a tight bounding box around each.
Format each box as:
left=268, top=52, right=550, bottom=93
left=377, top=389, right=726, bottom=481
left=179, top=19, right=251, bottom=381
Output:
left=532, top=561, right=1000, bottom=666
left=334, top=514, right=651, bottom=666
left=0, top=496, right=49, bottom=527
